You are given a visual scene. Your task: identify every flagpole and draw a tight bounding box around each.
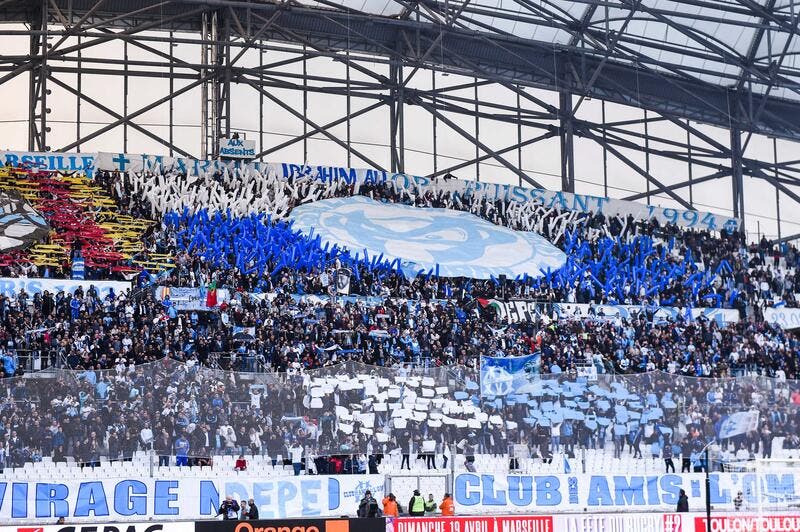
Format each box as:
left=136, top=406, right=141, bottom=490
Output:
left=697, top=438, right=716, bottom=532
left=705, top=445, right=711, bottom=532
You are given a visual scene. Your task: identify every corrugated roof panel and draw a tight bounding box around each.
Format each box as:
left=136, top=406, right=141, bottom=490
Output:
left=455, top=0, right=575, bottom=43
left=296, top=0, right=405, bottom=16
left=287, top=0, right=797, bottom=94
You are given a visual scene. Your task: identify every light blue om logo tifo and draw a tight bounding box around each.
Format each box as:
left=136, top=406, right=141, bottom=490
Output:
left=289, top=196, right=566, bottom=280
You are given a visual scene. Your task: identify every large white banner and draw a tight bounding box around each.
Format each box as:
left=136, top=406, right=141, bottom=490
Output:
left=554, top=302, right=740, bottom=326
left=478, top=300, right=740, bottom=326
left=763, top=307, right=800, bottom=329
left=452, top=471, right=800, bottom=514
left=0, top=475, right=384, bottom=522
left=91, top=152, right=739, bottom=231
left=0, top=277, right=130, bottom=299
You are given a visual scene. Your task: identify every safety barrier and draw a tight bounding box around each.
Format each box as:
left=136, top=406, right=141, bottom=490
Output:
left=388, top=513, right=800, bottom=532
left=0, top=470, right=798, bottom=522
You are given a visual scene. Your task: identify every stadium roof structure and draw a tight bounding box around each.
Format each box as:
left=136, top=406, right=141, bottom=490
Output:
left=2, top=0, right=800, bottom=237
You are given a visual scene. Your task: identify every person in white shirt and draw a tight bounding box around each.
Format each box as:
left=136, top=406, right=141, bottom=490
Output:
left=289, top=442, right=304, bottom=475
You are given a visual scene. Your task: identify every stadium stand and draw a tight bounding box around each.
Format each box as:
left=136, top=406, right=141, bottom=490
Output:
left=0, top=161, right=796, bottom=494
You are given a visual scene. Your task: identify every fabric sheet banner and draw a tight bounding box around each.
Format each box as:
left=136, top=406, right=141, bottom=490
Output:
left=480, top=354, right=540, bottom=397
left=156, top=286, right=231, bottom=310
left=92, top=152, right=738, bottom=231
left=478, top=299, right=546, bottom=323
left=452, top=472, right=800, bottom=513
left=0, top=151, right=97, bottom=177
left=553, top=302, right=740, bottom=326
left=479, top=300, right=739, bottom=325
left=289, top=197, right=566, bottom=280
left=763, top=307, right=800, bottom=329
left=718, top=411, right=760, bottom=439
left=0, top=474, right=384, bottom=521
left=0, top=277, right=130, bottom=299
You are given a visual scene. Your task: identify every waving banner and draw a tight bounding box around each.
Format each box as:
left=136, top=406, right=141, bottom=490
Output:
left=480, top=354, right=540, bottom=397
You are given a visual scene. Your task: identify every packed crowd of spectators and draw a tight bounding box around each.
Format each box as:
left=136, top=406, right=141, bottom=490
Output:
left=0, top=167, right=794, bottom=378
left=0, top=273, right=796, bottom=380
left=0, top=164, right=796, bottom=472
left=0, top=341, right=797, bottom=473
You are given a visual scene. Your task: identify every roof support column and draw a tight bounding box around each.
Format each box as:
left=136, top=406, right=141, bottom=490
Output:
left=731, top=126, right=745, bottom=227
left=28, top=0, right=48, bottom=152
left=218, top=11, right=232, bottom=151
left=389, top=45, right=405, bottom=174
left=559, top=89, right=575, bottom=193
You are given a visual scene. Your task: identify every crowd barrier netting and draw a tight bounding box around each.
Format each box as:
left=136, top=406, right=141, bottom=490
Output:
left=3, top=357, right=799, bottom=463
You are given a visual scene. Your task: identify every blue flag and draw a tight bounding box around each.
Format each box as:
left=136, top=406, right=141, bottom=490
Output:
left=718, top=411, right=759, bottom=439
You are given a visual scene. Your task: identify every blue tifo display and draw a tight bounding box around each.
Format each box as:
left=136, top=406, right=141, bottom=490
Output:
left=168, top=196, right=732, bottom=307
left=288, top=197, right=566, bottom=279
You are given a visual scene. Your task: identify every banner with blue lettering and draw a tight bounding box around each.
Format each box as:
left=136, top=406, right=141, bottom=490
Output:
left=453, top=472, right=800, bottom=514
left=0, top=151, right=96, bottom=177
left=763, top=307, right=800, bottom=329
left=0, top=277, right=129, bottom=299
left=92, top=152, right=738, bottom=231
left=480, top=354, right=540, bottom=397
left=0, top=474, right=384, bottom=522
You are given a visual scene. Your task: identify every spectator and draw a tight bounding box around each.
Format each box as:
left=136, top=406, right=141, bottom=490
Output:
left=439, top=493, right=455, bottom=516
left=357, top=490, right=379, bottom=518
left=382, top=493, right=399, bottom=517
left=235, top=454, right=247, bottom=471
left=239, top=500, right=248, bottom=520
left=676, top=489, right=689, bottom=512
left=156, top=430, right=171, bottom=467
left=734, top=491, right=743, bottom=511
left=289, top=442, right=304, bottom=476
left=174, top=434, right=190, bottom=467
left=663, top=437, right=675, bottom=473
left=247, top=499, right=259, bottom=520
left=217, top=496, right=239, bottom=520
